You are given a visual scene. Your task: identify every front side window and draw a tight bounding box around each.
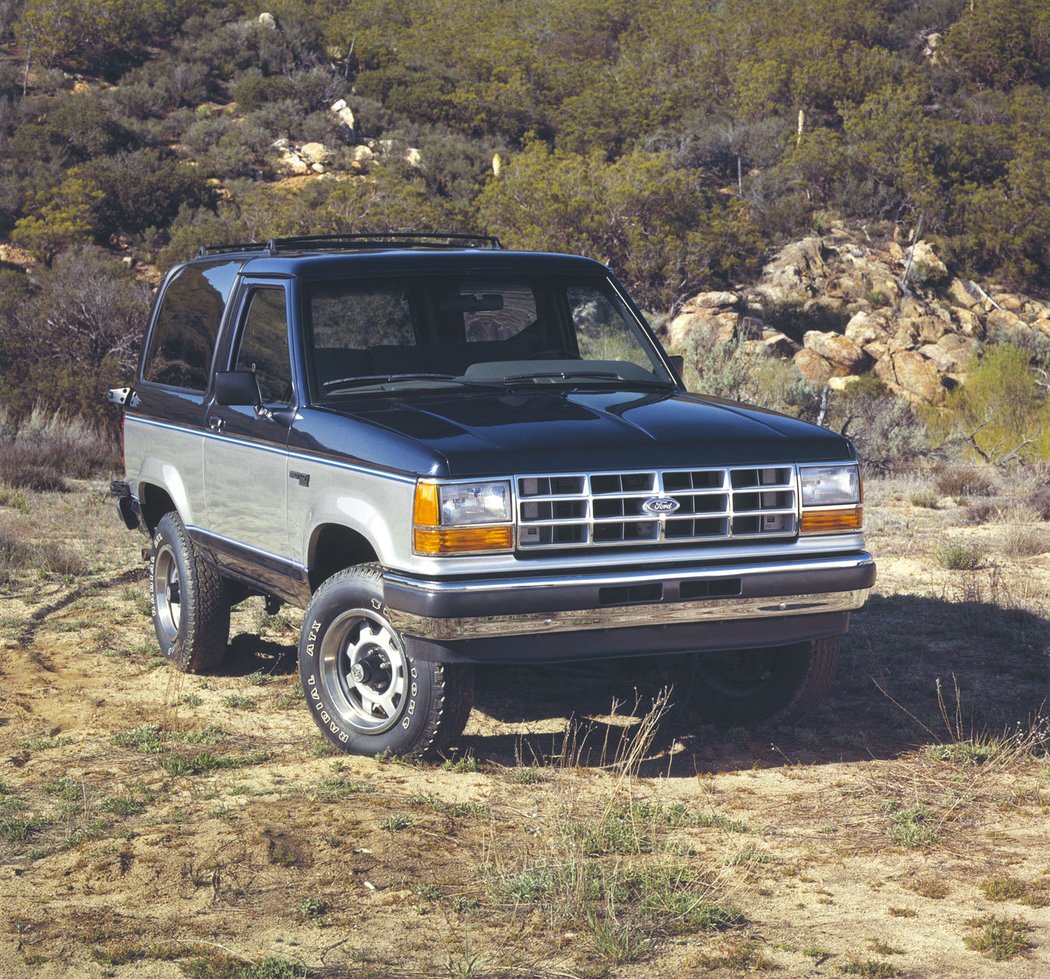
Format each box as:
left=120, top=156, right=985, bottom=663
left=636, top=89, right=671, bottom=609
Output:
left=142, top=261, right=239, bottom=390
left=304, top=274, right=673, bottom=399
left=235, top=287, right=293, bottom=406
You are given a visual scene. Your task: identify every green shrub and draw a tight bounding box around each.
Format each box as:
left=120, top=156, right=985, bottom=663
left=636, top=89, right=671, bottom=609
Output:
left=935, top=345, right=1050, bottom=463
left=477, top=142, right=765, bottom=310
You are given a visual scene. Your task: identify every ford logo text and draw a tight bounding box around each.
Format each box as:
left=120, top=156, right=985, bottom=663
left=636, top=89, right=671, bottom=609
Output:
left=641, top=497, right=680, bottom=515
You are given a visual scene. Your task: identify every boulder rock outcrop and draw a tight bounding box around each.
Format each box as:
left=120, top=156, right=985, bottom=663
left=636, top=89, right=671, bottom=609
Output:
left=661, top=221, right=1050, bottom=405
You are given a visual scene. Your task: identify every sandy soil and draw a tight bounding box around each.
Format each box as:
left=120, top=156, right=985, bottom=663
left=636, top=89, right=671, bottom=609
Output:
left=1, top=477, right=1048, bottom=978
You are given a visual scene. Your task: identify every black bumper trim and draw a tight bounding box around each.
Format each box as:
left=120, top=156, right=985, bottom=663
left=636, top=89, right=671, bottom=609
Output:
left=384, top=556, right=875, bottom=620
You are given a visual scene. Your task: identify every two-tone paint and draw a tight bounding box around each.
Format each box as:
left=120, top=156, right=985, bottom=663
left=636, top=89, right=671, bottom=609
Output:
left=120, top=246, right=874, bottom=664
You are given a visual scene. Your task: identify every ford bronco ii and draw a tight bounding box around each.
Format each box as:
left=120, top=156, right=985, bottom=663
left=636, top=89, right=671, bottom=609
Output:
left=110, top=232, right=875, bottom=757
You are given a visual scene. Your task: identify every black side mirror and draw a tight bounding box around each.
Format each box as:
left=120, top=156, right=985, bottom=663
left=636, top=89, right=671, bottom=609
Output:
left=668, top=355, right=684, bottom=378
left=215, top=370, right=261, bottom=407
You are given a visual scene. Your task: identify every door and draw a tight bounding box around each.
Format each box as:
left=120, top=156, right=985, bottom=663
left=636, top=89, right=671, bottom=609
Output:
left=203, top=282, right=294, bottom=566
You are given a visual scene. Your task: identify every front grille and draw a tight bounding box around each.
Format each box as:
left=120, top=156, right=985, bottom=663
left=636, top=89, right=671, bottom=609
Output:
left=517, top=466, right=797, bottom=550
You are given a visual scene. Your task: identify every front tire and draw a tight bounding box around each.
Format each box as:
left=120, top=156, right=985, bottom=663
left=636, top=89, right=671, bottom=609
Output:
left=149, top=512, right=230, bottom=672
left=299, top=565, right=475, bottom=758
left=687, top=637, right=839, bottom=725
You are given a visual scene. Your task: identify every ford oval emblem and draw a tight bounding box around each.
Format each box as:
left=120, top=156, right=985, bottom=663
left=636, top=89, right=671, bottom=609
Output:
left=641, top=496, right=680, bottom=515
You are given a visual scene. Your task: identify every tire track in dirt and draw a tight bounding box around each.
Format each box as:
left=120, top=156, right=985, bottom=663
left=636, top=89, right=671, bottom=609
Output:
left=15, top=566, right=146, bottom=649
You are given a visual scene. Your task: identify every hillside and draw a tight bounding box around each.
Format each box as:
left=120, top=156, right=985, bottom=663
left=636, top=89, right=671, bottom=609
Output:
left=0, top=0, right=1049, bottom=433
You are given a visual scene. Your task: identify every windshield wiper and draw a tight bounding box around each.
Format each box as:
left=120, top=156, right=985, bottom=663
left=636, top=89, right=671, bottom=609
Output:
left=323, top=373, right=501, bottom=392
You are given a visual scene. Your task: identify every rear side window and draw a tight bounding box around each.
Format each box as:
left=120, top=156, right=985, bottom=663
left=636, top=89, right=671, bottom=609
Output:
left=142, top=261, right=239, bottom=390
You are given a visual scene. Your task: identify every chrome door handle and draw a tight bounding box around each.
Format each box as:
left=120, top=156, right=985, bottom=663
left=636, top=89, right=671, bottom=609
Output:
left=207, top=417, right=225, bottom=433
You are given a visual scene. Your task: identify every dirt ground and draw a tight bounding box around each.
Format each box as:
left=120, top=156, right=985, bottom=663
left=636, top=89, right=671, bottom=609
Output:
left=1, top=476, right=1048, bottom=978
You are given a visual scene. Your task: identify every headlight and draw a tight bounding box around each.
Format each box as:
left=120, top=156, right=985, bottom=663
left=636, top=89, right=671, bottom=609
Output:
left=413, top=480, right=514, bottom=554
left=438, top=481, right=512, bottom=525
left=800, top=465, right=860, bottom=507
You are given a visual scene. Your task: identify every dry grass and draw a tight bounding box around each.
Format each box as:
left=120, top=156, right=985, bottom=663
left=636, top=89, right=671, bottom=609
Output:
left=1, top=471, right=1049, bottom=977
left=0, top=406, right=119, bottom=492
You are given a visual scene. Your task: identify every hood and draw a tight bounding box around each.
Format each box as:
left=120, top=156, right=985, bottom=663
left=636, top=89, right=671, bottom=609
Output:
left=321, top=388, right=855, bottom=477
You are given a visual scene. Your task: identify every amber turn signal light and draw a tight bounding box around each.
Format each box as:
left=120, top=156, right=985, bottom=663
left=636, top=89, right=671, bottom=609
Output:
left=413, top=481, right=441, bottom=527
left=800, top=506, right=863, bottom=535
left=413, top=526, right=514, bottom=555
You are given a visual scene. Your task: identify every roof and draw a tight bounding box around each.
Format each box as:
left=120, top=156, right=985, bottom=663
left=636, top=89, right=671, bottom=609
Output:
left=185, top=232, right=608, bottom=279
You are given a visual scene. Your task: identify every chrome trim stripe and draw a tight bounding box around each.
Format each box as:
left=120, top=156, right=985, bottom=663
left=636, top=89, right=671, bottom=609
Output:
left=387, top=588, right=870, bottom=640
left=125, top=415, right=417, bottom=484
left=384, top=551, right=874, bottom=596
left=186, top=524, right=308, bottom=573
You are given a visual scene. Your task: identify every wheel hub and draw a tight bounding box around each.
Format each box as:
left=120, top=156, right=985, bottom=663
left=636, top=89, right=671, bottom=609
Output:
left=319, top=611, right=409, bottom=735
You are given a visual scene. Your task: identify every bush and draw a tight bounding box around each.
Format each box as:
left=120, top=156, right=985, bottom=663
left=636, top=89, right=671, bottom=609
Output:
left=933, top=465, right=996, bottom=500
left=935, top=345, right=1050, bottom=463
left=477, top=143, right=765, bottom=310
left=826, top=377, right=934, bottom=475
left=78, top=149, right=214, bottom=239
left=0, top=406, right=119, bottom=488
left=0, top=247, right=149, bottom=423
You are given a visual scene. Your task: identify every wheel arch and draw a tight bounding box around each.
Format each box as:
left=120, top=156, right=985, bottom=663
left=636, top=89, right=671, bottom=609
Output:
left=139, top=482, right=179, bottom=533
left=308, top=523, right=380, bottom=593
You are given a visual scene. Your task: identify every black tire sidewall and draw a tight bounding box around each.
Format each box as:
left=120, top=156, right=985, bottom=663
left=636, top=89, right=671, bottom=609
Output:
left=688, top=639, right=835, bottom=725
left=150, top=514, right=195, bottom=671
left=149, top=511, right=228, bottom=673
left=299, top=567, right=444, bottom=757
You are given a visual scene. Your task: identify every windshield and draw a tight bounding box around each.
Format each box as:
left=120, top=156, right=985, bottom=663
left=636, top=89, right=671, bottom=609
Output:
left=304, top=274, right=675, bottom=399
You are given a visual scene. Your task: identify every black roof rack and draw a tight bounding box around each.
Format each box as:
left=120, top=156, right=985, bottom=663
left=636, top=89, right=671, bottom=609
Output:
left=196, top=232, right=503, bottom=258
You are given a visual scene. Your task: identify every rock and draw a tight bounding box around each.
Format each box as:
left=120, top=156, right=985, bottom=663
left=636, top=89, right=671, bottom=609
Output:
left=844, top=311, right=888, bottom=347
left=919, top=334, right=978, bottom=373
left=279, top=151, right=309, bottom=175
left=913, top=315, right=950, bottom=344
left=299, top=142, right=332, bottom=166
left=862, top=340, right=888, bottom=362
left=350, top=145, right=375, bottom=172
left=330, top=98, right=355, bottom=131
left=760, top=331, right=798, bottom=358
left=803, top=331, right=868, bottom=372
left=950, top=306, right=983, bottom=338
left=690, top=291, right=740, bottom=309
left=992, top=293, right=1026, bottom=314
left=794, top=348, right=843, bottom=384
left=753, top=236, right=826, bottom=306
left=668, top=310, right=739, bottom=349
left=875, top=349, right=946, bottom=404
left=986, top=307, right=1029, bottom=337
left=947, top=278, right=980, bottom=309
left=827, top=375, right=862, bottom=393
left=258, top=12, right=277, bottom=29
left=403, top=147, right=423, bottom=168
left=310, top=163, right=325, bottom=174
left=904, top=240, right=949, bottom=284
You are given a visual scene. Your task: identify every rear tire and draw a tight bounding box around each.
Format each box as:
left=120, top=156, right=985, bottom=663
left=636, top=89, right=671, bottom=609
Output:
left=149, top=512, right=230, bottom=673
left=299, top=565, right=474, bottom=758
left=687, top=637, right=839, bottom=725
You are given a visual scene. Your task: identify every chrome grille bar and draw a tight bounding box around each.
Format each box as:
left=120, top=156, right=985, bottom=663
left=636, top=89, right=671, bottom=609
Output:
left=517, top=465, right=799, bottom=549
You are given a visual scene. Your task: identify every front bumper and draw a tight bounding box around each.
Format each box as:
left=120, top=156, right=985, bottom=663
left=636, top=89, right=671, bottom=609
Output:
left=384, top=551, right=875, bottom=663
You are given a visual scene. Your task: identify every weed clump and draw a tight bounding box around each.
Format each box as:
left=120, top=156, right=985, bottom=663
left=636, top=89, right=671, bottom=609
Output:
left=934, top=541, right=984, bottom=571
left=963, top=915, right=1035, bottom=961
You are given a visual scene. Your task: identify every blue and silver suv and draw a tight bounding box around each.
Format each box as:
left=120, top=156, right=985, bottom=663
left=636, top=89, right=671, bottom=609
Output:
left=111, top=233, right=875, bottom=757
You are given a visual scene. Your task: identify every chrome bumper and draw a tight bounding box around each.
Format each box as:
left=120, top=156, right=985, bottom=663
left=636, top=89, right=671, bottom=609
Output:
left=387, top=588, right=870, bottom=640
left=384, top=551, right=875, bottom=641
